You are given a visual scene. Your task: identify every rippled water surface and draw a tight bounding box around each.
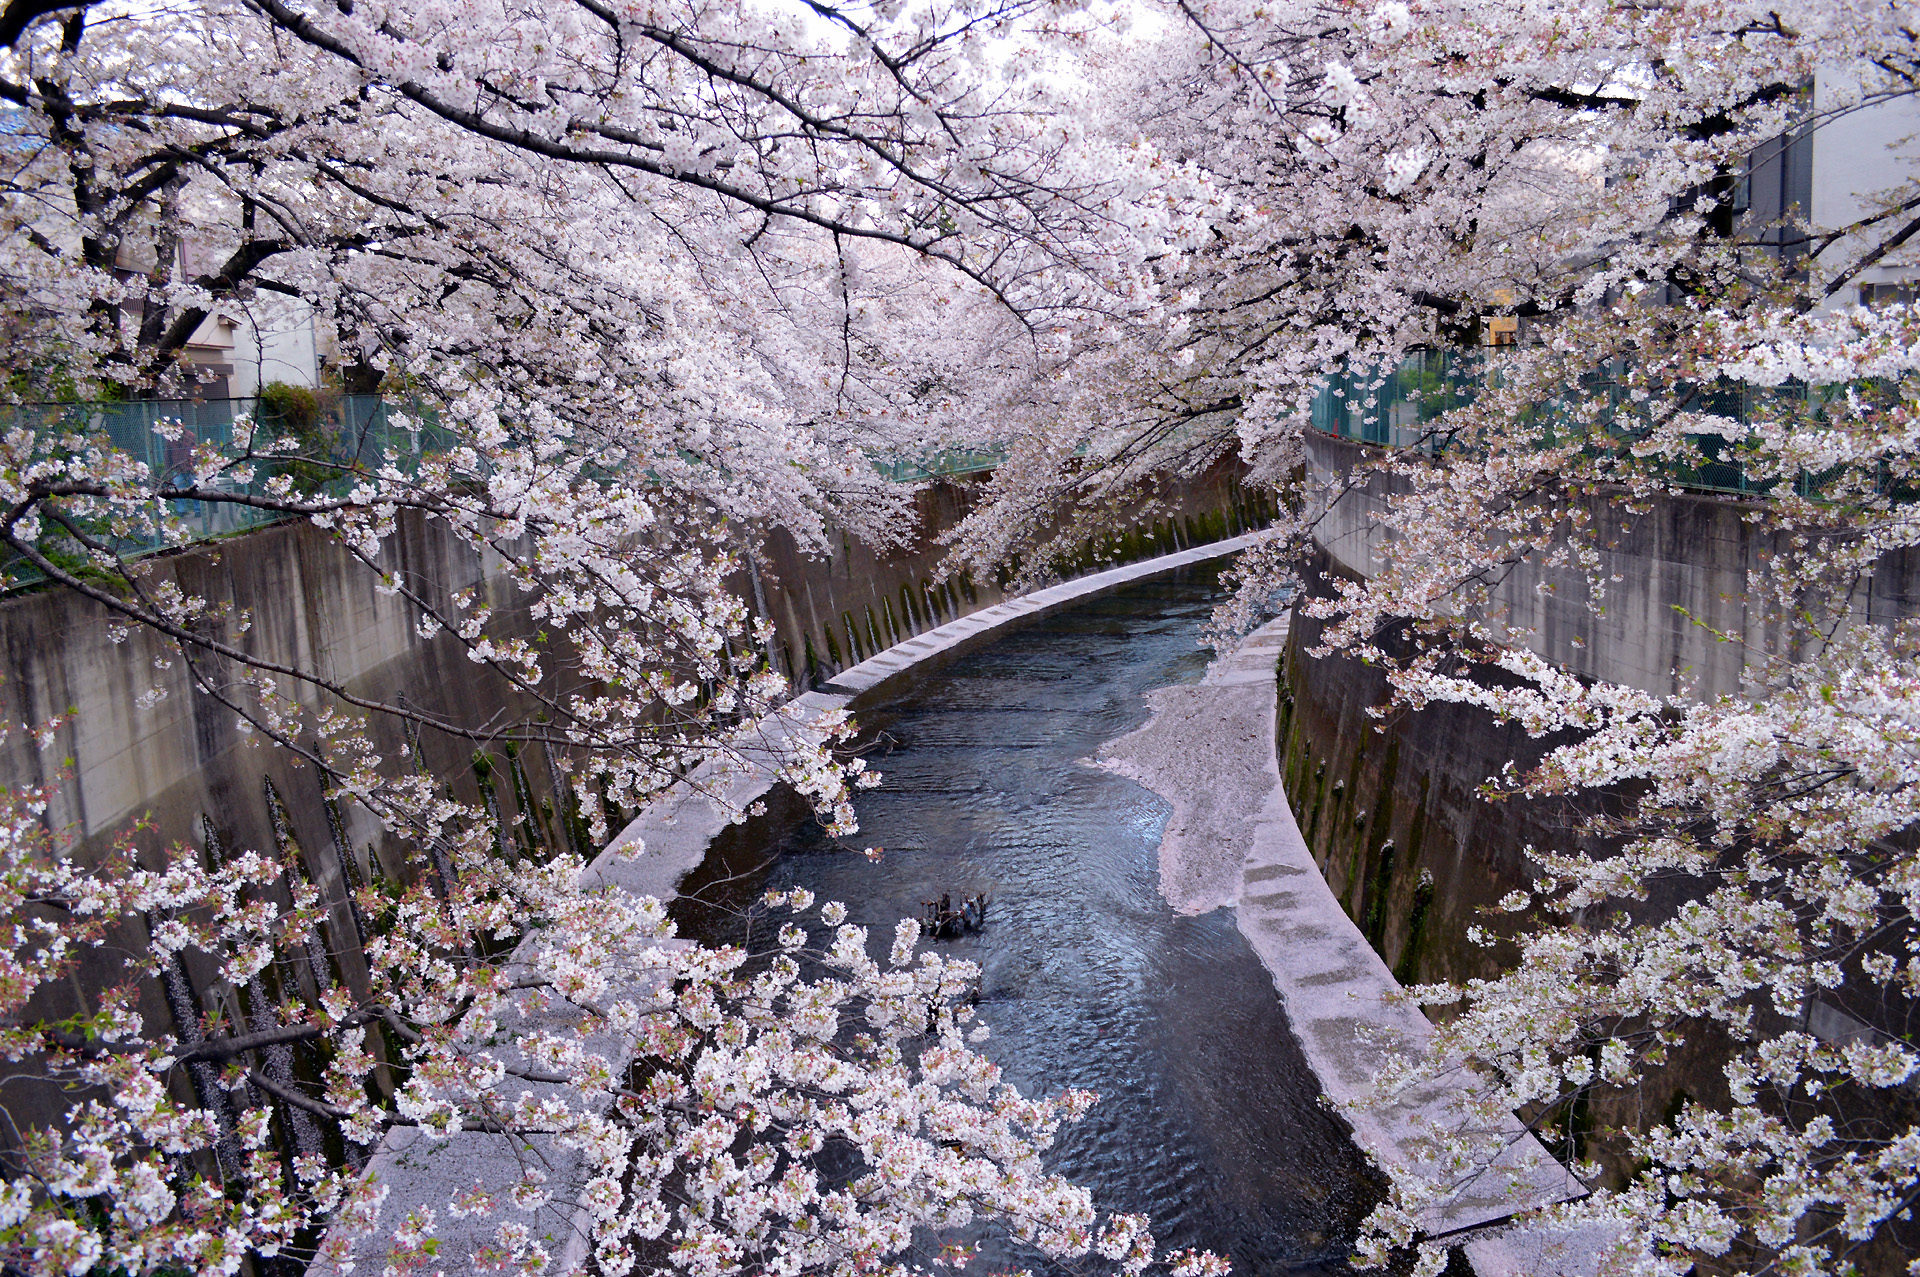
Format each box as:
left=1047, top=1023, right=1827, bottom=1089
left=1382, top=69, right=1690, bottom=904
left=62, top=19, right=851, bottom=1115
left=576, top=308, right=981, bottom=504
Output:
left=674, top=568, right=1383, bottom=1276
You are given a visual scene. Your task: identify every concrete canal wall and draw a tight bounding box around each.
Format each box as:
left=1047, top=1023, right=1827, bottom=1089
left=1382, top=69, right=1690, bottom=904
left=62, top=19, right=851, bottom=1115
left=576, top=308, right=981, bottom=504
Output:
left=1304, top=431, right=1920, bottom=700
left=750, top=461, right=1272, bottom=693
left=1279, top=432, right=1920, bottom=1241
left=1101, top=618, right=1606, bottom=1277
left=1283, top=431, right=1920, bottom=994
left=0, top=461, right=1268, bottom=882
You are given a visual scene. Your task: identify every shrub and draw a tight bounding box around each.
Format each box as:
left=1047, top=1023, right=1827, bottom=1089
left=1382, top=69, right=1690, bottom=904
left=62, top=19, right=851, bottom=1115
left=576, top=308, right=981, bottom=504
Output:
left=257, top=380, right=320, bottom=433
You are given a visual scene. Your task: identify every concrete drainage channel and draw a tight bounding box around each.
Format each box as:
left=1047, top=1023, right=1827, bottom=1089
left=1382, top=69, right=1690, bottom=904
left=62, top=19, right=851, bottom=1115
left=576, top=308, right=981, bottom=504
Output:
left=318, top=530, right=1619, bottom=1277
left=312, top=532, right=1276, bottom=1274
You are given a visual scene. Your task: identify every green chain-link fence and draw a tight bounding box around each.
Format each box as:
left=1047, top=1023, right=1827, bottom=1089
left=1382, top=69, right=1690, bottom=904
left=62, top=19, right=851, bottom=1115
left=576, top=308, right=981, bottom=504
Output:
left=0, top=395, right=450, bottom=590
left=1307, top=349, right=1869, bottom=498
left=2, top=398, right=1010, bottom=592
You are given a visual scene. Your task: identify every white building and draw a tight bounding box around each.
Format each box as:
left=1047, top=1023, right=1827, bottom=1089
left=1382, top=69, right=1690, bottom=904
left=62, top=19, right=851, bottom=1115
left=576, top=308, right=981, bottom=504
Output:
left=173, top=241, right=325, bottom=398
left=1810, top=68, right=1920, bottom=310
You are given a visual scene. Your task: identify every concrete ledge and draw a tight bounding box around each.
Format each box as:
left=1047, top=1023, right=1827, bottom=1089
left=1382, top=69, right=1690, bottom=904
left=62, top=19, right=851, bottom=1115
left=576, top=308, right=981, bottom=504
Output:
left=820, top=531, right=1273, bottom=707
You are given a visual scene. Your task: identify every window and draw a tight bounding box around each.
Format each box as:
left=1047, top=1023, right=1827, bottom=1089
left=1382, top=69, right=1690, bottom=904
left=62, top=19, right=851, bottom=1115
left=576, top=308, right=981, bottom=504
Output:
left=1860, top=282, right=1919, bottom=308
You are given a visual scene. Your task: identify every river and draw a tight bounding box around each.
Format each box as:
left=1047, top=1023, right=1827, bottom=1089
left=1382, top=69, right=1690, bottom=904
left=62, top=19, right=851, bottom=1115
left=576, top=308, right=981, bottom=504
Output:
left=672, top=566, right=1383, bottom=1276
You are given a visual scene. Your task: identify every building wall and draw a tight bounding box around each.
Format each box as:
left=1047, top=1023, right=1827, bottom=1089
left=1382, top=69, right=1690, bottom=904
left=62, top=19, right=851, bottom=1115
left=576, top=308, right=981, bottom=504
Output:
left=227, top=295, right=323, bottom=397
left=173, top=244, right=324, bottom=395
left=1812, top=67, right=1920, bottom=309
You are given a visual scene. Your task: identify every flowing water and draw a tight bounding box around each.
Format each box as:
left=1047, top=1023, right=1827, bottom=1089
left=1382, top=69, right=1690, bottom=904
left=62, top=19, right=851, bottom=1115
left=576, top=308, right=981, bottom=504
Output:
left=673, top=567, right=1384, bottom=1276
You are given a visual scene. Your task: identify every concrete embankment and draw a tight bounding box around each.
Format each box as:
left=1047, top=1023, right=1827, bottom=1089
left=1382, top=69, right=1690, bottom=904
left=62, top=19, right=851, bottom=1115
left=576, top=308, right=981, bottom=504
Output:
left=0, top=462, right=1264, bottom=1126
left=1304, top=430, right=1920, bottom=702
left=1285, top=432, right=1920, bottom=1202
left=316, top=532, right=1279, bottom=1274
left=1099, top=618, right=1609, bottom=1277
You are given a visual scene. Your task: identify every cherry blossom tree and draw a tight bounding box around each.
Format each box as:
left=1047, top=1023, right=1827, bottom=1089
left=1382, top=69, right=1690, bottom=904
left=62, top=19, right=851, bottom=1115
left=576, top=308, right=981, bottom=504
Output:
left=0, top=1, right=1232, bottom=1272
left=0, top=0, right=1226, bottom=810
left=936, top=3, right=1920, bottom=1276
left=16, top=0, right=1920, bottom=1273
left=0, top=738, right=1251, bottom=1277
left=944, top=0, right=1913, bottom=582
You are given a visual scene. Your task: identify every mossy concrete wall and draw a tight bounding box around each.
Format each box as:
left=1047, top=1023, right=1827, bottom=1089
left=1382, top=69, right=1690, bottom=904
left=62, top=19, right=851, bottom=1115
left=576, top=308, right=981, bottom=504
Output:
left=1304, top=432, right=1920, bottom=699
left=1, top=510, right=538, bottom=873
left=1273, top=561, right=1611, bottom=990
left=1282, top=435, right=1920, bottom=1204
left=1287, top=431, right=1920, bottom=988
left=1274, top=559, right=1745, bottom=1184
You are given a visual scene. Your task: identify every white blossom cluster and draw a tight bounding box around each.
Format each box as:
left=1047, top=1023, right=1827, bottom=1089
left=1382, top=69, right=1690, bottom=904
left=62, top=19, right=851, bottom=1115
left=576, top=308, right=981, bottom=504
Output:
left=940, top=4, right=1920, bottom=1274
left=1254, top=184, right=1920, bottom=1277
left=0, top=749, right=1230, bottom=1277
left=0, top=2, right=1232, bottom=1271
